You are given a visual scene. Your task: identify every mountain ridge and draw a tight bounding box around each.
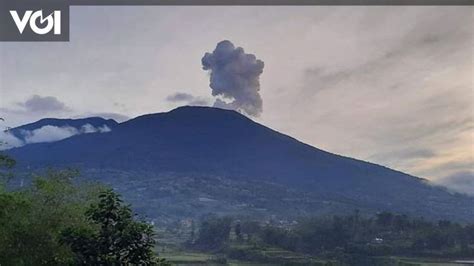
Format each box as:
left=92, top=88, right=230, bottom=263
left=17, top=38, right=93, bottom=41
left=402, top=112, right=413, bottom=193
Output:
left=6, top=106, right=473, bottom=222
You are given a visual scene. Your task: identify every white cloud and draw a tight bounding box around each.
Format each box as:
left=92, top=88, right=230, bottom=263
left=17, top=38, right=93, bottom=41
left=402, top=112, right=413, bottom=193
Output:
left=81, top=124, right=97, bottom=133
left=80, top=124, right=112, bottom=133
left=435, top=171, right=474, bottom=196
left=0, top=131, right=24, bottom=150
left=98, top=125, right=111, bottom=133
left=0, top=124, right=113, bottom=150
left=23, top=126, right=79, bottom=144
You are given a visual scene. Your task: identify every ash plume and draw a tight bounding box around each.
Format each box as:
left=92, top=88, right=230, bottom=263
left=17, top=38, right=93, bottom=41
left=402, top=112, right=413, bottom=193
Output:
left=202, top=40, right=264, bottom=116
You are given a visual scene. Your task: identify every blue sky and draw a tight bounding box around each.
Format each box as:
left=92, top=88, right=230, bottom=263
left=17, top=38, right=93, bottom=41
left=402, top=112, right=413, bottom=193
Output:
left=0, top=6, right=472, bottom=193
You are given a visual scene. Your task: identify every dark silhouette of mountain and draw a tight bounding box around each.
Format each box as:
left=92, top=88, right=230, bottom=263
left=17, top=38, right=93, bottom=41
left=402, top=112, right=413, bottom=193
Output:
left=6, top=107, right=474, bottom=222
left=9, top=117, right=118, bottom=142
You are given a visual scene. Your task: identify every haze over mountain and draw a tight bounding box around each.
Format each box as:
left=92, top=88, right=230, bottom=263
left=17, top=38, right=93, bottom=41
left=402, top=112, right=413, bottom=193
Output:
left=6, top=106, right=474, bottom=223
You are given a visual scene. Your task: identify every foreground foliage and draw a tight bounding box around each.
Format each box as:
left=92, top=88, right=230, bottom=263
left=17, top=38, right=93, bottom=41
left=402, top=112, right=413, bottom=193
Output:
left=0, top=154, right=168, bottom=265
left=61, top=189, right=170, bottom=265
left=193, top=215, right=232, bottom=250
left=0, top=169, right=94, bottom=265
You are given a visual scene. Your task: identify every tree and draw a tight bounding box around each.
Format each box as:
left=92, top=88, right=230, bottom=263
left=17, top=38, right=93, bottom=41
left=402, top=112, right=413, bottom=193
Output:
left=393, top=214, right=410, bottom=232
left=376, top=211, right=394, bottom=227
left=194, top=216, right=232, bottom=250
left=240, top=220, right=261, bottom=242
left=0, top=154, right=15, bottom=169
left=0, top=118, right=16, bottom=180
left=190, top=219, right=196, bottom=242
left=0, top=153, right=15, bottom=187
left=0, top=170, right=97, bottom=265
left=235, top=221, right=243, bottom=241
left=0, top=170, right=168, bottom=265
left=465, top=224, right=474, bottom=244
left=62, top=189, right=169, bottom=265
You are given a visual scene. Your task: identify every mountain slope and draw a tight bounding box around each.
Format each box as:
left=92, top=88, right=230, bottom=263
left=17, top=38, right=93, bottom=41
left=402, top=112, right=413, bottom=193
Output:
left=7, top=106, right=474, bottom=222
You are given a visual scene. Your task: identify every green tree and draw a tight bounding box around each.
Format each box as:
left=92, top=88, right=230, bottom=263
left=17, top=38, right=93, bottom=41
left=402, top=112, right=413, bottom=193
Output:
left=376, top=211, right=394, bottom=227
left=235, top=221, right=243, bottom=241
left=62, top=189, right=169, bottom=265
left=0, top=118, right=14, bottom=167
left=195, top=216, right=232, bottom=250
left=190, top=219, right=196, bottom=242
left=0, top=170, right=98, bottom=265
left=0, top=153, right=15, bottom=169
left=240, top=220, right=261, bottom=242
left=0, top=118, right=16, bottom=180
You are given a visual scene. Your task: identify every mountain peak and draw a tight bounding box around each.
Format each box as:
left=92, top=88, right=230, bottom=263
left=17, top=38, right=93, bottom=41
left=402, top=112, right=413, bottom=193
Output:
left=130, top=106, right=248, bottom=122
left=6, top=107, right=474, bottom=222
left=169, top=105, right=243, bottom=115
left=120, top=106, right=255, bottom=133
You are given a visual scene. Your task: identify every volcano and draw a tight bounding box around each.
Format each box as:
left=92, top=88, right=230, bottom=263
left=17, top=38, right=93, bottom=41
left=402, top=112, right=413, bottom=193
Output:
left=6, top=106, right=474, bottom=223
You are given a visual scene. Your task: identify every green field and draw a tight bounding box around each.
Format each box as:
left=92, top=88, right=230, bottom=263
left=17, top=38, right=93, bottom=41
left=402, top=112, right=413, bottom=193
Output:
left=158, top=247, right=474, bottom=266
left=157, top=244, right=329, bottom=265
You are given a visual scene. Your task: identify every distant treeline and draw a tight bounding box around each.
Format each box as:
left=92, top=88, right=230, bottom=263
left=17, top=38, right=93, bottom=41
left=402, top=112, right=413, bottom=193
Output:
left=190, top=211, right=474, bottom=263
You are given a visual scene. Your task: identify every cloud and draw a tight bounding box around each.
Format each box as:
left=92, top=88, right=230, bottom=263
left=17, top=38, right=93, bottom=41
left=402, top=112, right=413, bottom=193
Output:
left=22, top=124, right=112, bottom=144
left=18, top=95, right=70, bottom=113
left=165, top=92, right=209, bottom=106
left=80, top=123, right=111, bottom=134
left=0, top=123, right=113, bottom=150
left=0, top=130, right=24, bottom=150
left=81, top=124, right=97, bottom=134
left=435, top=172, right=474, bottom=196
left=202, top=40, right=264, bottom=116
left=166, top=93, right=195, bottom=102
left=22, top=125, right=79, bottom=144
left=280, top=8, right=474, bottom=192
left=0, top=95, right=73, bottom=127
left=188, top=99, right=209, bottom=106
left=370, top=148, right=436, bottom=163
left=97, top=125, right=112, bottom=133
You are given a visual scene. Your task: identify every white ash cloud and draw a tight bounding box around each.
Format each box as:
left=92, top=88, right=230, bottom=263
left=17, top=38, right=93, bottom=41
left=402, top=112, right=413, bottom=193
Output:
left=202, top=40, right=264, bottom=116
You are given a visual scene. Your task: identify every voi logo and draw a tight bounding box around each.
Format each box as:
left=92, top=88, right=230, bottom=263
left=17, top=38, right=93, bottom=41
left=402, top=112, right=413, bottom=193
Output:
left=9, top=10, right=61, bottom=35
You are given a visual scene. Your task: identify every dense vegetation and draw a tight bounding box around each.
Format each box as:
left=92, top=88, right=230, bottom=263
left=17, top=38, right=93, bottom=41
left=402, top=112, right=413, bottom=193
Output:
left=259, top=211, right=474, bottom=259
left=0, top=153, right=169, bottom=265
left=189, top=212, right=474, bottom=264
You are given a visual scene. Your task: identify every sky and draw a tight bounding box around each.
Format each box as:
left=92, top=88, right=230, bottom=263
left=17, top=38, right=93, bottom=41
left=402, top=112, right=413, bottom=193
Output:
left=0, top=6, right=473, bottom=193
